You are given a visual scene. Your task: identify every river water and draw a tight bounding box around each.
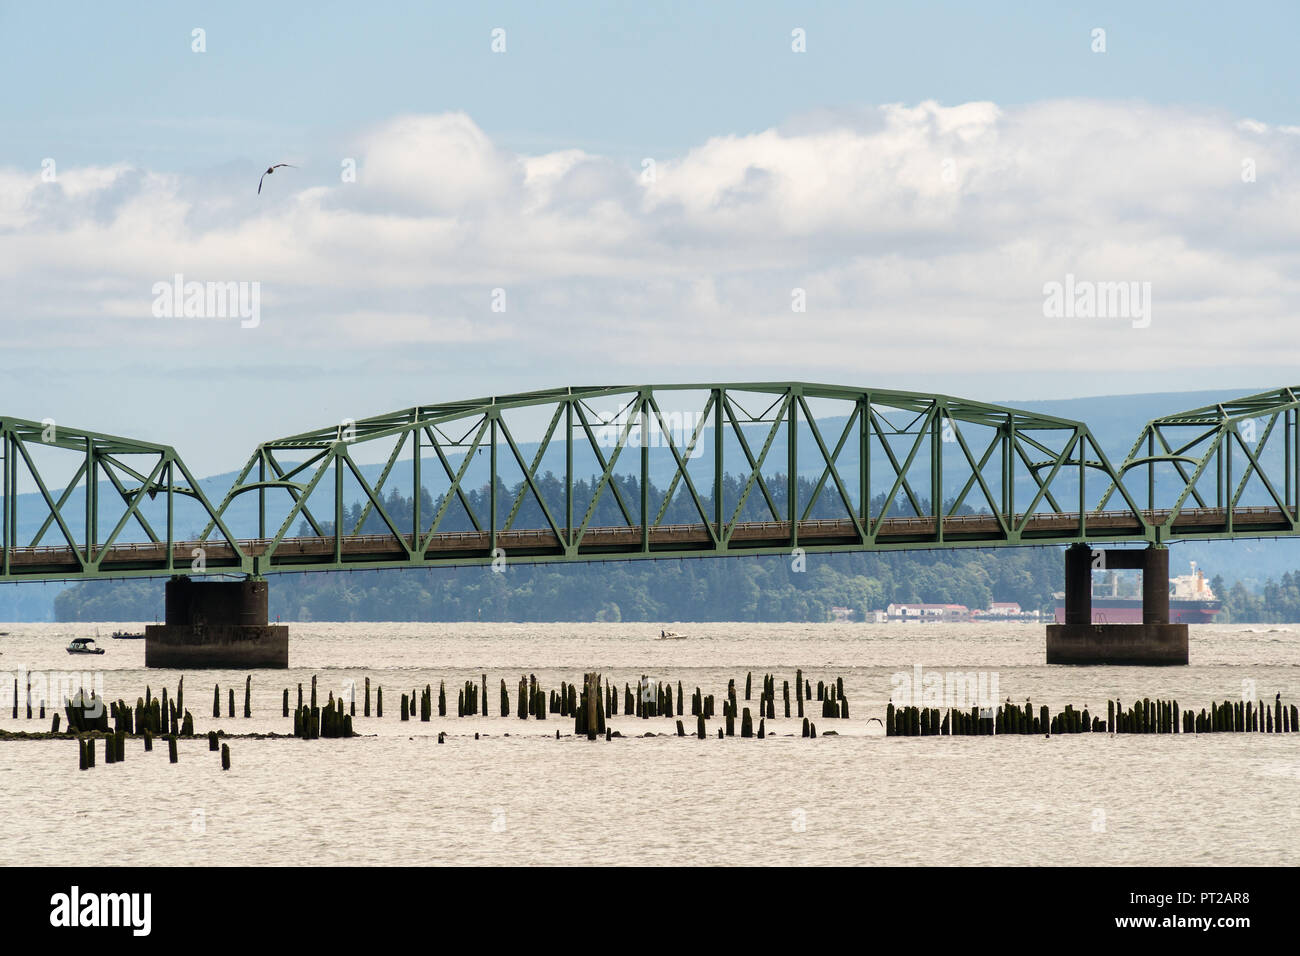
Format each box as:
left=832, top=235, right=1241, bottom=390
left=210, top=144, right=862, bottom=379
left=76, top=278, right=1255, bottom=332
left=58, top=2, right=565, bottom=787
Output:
left=0, top=621, right=1297, bottom=866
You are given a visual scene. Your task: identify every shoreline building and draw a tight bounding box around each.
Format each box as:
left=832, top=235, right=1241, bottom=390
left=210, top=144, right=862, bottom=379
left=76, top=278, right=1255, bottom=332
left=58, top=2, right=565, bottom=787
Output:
left=885, top=603, right=971, bottom=622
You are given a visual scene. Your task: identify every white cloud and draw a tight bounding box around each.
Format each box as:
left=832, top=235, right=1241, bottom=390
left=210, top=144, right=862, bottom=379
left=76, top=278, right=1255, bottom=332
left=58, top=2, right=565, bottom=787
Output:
left=3, top=99, right=1300, bottom=381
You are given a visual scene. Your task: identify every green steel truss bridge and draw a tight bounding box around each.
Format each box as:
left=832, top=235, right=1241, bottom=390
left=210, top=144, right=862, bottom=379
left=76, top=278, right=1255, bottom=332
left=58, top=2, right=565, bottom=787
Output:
left=4, top=384, right=1300, bottom=582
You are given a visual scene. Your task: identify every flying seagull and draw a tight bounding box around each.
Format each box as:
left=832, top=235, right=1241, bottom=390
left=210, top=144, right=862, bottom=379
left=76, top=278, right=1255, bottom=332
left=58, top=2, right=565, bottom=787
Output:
left=258, top=163, right=297, bottom=194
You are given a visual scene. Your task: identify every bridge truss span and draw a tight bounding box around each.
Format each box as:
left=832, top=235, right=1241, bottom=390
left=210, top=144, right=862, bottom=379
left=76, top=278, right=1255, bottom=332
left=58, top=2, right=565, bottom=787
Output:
left=196, top=383, right=1149, bottom=575
left=8, top=384, right=1300, bottom=582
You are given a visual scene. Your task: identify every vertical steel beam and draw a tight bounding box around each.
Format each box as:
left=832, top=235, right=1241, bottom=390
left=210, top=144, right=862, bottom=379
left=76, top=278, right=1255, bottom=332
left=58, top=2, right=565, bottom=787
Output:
left=1289, top=407, right=1295, bottom=519
left=565, top=400, right=573, bottom=553
left=932, top=403, right=942, bottom=543
left=713, top=389, right=723, bottom=544
left=1078, top=431, right=1087, bottom=540
left=788, top=387, right=798, bottom=549
left=490, top=414, right=498, bottom=555
left=863, top=394, right=872, bottom=527
left=1147, top=430, right=1154, bottom=514
left=858, top=396, right=867, bottom=526
left=412, top=423, right=421, bottom=546
left=1217, top=435, right=1224, bottom=510
left=640, top=394, right=649, bottom=553
left=85, top=437, right=96, bottom=562
left=1001, top=420, right=1010, bottom=519
left=1006, top=414, right=1015, bottom=524
left=334, top=452, right=343, bottom=565
left=258, top=453, right=266, bottom=539
left=166, top=459, right=174, bottom=573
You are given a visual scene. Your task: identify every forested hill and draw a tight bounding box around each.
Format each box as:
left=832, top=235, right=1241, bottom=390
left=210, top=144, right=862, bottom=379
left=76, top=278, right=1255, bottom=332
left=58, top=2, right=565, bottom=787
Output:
left=53, top=547, right=1062, bottom=623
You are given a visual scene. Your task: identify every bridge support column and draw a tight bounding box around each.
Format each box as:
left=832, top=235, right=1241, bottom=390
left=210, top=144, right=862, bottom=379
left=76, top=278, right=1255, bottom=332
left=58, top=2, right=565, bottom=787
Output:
left=145, top=576, right=288, bottom=669
left=1142, top=545, right=1170, bottom=626
left=1046, top=545, right=1187, bottom=665
left=1063, top=543, right=1093, bottom=626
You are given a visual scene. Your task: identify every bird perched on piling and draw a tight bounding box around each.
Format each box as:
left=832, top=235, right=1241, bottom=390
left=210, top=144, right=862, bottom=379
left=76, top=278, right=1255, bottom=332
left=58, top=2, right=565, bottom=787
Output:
left=257, top=163, right=297, bottom=194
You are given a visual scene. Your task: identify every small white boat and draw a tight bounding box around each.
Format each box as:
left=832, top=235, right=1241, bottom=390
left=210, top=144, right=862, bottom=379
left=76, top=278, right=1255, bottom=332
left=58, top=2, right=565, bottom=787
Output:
left=657, top=629, right=688, bottom=640
left=66, top=637, right=105, bottom=656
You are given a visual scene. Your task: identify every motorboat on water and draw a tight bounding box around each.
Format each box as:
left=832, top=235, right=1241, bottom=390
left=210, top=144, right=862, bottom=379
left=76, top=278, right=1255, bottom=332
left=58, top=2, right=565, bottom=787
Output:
left=657, top=629, right=688, bottom=640
left=66, top=637, right=105, bottom=655
left=110, top=630, right=145, bottom=640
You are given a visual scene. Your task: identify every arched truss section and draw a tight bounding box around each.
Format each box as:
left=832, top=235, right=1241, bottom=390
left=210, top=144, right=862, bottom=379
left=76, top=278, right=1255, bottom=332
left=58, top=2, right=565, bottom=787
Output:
left=1099, top=386, right=1300, bottom=539
left=0, top=416, right=245, bottom=580
left=199, top=383, right=1150, bottom=574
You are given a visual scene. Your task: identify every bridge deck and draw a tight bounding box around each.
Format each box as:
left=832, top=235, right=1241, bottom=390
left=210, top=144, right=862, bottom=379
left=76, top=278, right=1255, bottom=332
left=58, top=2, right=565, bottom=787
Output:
left=5, top=506, right=1289, bottom=577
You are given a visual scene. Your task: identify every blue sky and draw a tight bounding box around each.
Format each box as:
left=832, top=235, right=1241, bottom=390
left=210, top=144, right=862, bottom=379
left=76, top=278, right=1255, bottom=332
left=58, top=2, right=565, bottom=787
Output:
left=3, top=1, right=1300, bottom=473
left=6, top=1, right=1298, bottom=166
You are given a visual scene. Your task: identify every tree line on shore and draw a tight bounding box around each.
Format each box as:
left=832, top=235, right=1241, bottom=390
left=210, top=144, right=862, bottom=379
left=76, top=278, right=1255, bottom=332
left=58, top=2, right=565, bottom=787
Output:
left=46, top=481, right=1298, bottom=623
left=53, top=547, right=1061, bottom=623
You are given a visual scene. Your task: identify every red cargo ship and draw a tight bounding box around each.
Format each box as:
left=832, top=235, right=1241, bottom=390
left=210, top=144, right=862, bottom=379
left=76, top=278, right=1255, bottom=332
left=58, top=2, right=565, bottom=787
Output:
left=1053, top=562, right=1221, bottom=624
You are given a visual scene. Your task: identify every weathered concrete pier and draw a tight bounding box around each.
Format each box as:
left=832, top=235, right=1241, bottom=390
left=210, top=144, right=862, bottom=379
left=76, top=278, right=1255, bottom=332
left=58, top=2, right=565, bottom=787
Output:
left=144, top=576, right=288, bottom=669
left=1046, top=543, right=1188, bottom=665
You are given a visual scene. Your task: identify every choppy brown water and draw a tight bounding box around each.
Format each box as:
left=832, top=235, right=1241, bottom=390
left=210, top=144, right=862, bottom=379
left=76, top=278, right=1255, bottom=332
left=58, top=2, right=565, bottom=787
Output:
left=1, top=621, right=1297, bottom=866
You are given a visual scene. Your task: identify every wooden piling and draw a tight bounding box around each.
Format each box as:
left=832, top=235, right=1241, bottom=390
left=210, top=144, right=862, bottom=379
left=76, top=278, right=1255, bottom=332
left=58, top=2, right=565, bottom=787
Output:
left=213, top=684, right=220, bottom=718
left=168, top=735, right=178, bottom=763
left=244, top=676, right=251, bottom=718
left=221, top=743, right=230, bottom=771
left=227, top=689, right=235, bottom=718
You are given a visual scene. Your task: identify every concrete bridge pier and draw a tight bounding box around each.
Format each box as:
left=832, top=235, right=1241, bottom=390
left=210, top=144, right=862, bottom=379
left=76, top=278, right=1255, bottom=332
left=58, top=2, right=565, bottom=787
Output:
left=1046, top=543, right=1188, bottom=665
left=144, top=576, right=288, bottom=669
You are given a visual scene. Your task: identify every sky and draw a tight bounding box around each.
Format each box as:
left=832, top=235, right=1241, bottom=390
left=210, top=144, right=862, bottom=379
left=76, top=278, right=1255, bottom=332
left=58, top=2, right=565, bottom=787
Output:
left=3, top=1, right=1300, bottom=475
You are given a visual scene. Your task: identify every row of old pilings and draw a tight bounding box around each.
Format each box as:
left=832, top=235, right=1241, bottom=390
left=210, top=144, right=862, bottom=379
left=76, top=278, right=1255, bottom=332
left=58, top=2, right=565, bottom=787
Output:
left=293, top=692, right=356, bottom=739
left=269, top=669, right=856, bottom=736
left=1108, top=695, right=1299, bottom=733
left=573, top=672, right=606, bottom=740
left=18, top=670, right=863, bottom=734
left=80, top=731, right=228, bottom=770
left=883, top=695, right=1300, bottom=736
left=209, top=678, right=254, bottom=719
